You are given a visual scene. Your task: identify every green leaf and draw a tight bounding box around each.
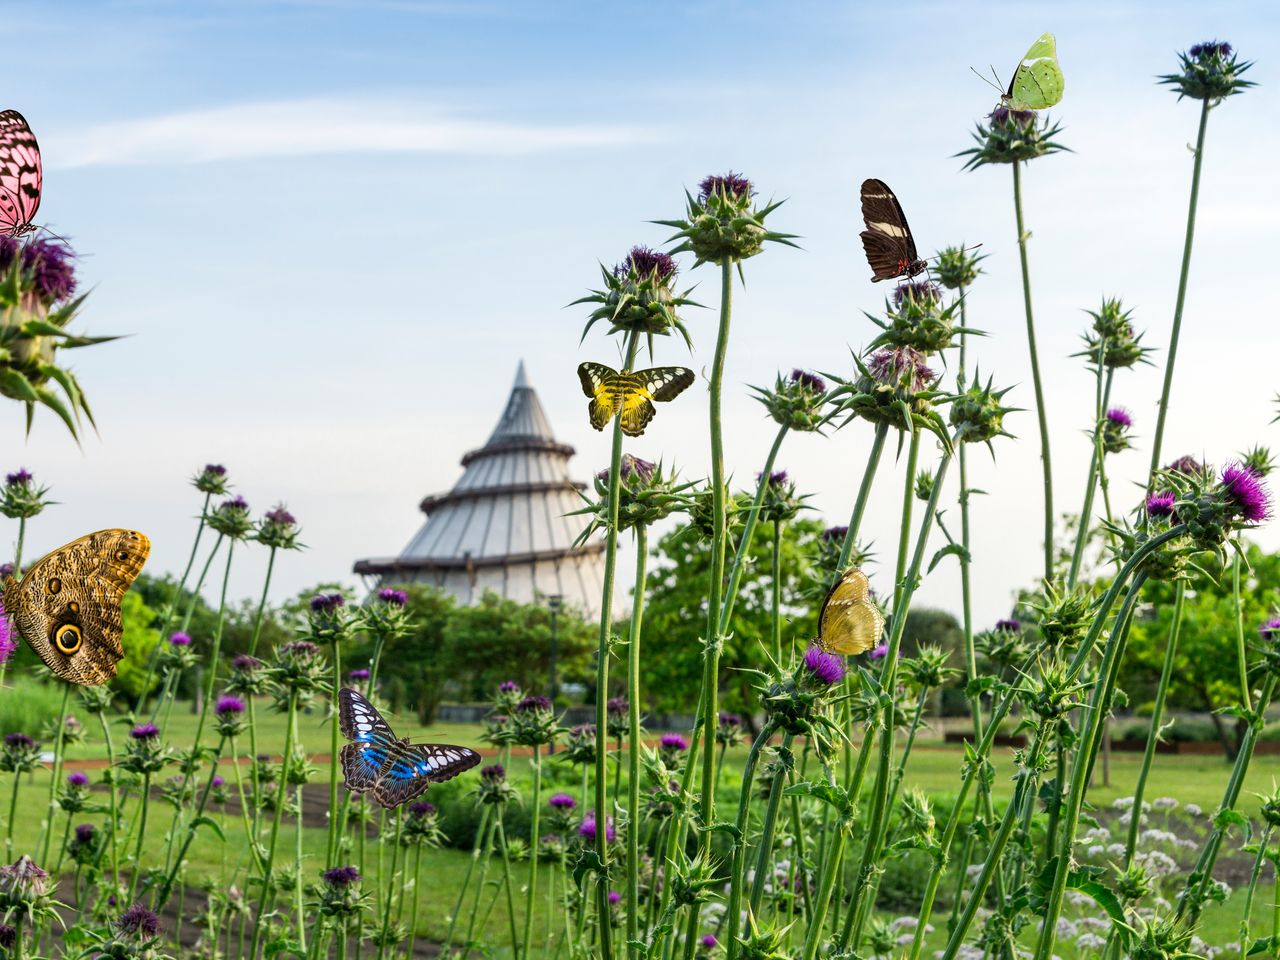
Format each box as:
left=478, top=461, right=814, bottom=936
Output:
left=192, top=814, right=226, bottom=841
left=572, top=849, right=606, bottom=887
left=928, top=542, right=971, bottom=574
left=0, top=366, right=39, bottom=402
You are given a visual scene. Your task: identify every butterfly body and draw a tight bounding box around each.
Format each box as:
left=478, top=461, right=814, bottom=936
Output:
left=815, top=567, right=883, bottom=656
left=1, top=529, right=149, bottom=686
left=858, top=179, right=927, bottom=283
left=0, top=111, right=41, bottom=238
left=1004, top=33, right=1064, bottom=111
left=338, top=687, right=480, bottom=808
left=577, top=362, right=695, bottom=437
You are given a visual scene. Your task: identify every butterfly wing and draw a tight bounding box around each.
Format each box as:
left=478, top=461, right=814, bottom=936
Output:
left=338, top=687, right=397, bottom=743
left=859, top=179, right=921, bottom=282
left=818, top=567, right=884, bottom=656
left=412, top=743, right=482, bottom=784
left=619, top=367, right=695, bottom=437
left=4, top=529, right=149, bottom=686
left=1007, top=33, right=1063, bottom=111
left=578, top=362, right=622, bottom=432
left=0, top=111, right=41, bottom=237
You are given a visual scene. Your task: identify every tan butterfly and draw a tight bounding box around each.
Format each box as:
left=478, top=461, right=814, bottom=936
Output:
left=577, top=362, right=695, bottom=437
left=815, top=567, right=883, bottom=656
left=1, top=529, right=150, bottom=686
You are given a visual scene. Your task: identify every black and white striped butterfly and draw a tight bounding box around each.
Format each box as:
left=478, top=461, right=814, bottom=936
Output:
left=858, top=178, right=928, bottom=283
left=338, top=687, right=481, bottom=808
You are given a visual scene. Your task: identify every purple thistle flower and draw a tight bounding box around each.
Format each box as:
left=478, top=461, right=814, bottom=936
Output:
left=1189, top=41, right=1232, bottom=59
left=606, top=697, right=628, bottom=716
left=348, top=668, right=371, bottom=681
left=212, top=775, right=225, bottom=788
left=281, top=641, right=319, bottom=657
left=221, top=495, right=249, bottom=512
left=322, top=865, right=361, bottom=889
left=702, top=934, right=719, bottom=949
left=867, top=346, right=937, bottom=392
left=498, top=680, right=520, bottom=693
left=620, top=245, right=678, bottom=281
left=620, top=454, right=656, bottom=483
left=232, top=654, right=262, bottom=672
left=0, top=601, right=16, bottom=666
left=1147, top=490, right=1177, bottom=518
left=757, top=470, right=789, bottom=488
left=608, top=890, right=622, bottom=905
left=516, top=695, right=552, bottom=713
left=789, top=369, right=827, bottom=394
left=310, top=593, right=346, bottom=614
left=660, top=733, right=689, bottom=752
left=718, top=712, right=741, bottom=728
left=803, top=645, right=845, bottom=685
left=378, top=587, right=408, bottom=607
left=481, top=764, right=505, bottom=783
left=22, top=239, right=77, bottom=303
left=408, top=801, right=435, bottom=817
left=130, top=723, right=160, bottom=741
left=869, top=643, right=889, bottom=661
left=578, top=815, right=616, bottom=843
left=1260, top=618, right=1280, bottom=641
left=115, top=902, right=160, bottom=939
left=66, top=771, right=89, bottom=787
left=215, top=695, right=246, bottom=716
left=1105, top=407, right=1133, bottom=429
left=549, top=793, right=577, bottom=810
left=204, top=464, right=227, bottom=476
left=169, top=632, right=192, bottom=647
left=893, top=280, right=941, bottom=306
left=264, top=505, right=296, bottom=526
left=3, top=469, right=32, bottom=487
left=4, top=733, right=34, bottom=749
left=0, top=563, right=13, bottom=578
left=821, top=525, right=848, bottom=543
left=1221, top=461, right=1272, bottom=524
left=995, top=619, right=1021, bottom=634
left=74, top=823, right=96, bottom=844
left=698, top=171, right=754, bottom=202
left=990, top=105, right=1035, bottom=128
left=0, top=924, right=14, bottom=950
left=1167, top=455, right=1206, bottom=476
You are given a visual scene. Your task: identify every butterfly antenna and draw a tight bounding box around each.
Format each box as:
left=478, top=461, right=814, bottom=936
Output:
left=970, top=65, right=1003, bottom=95
left=923, top=243, right=983, bottom=265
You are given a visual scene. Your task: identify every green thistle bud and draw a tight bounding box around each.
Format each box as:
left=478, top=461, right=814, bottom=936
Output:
left=831, top=346, right=942, bottom=434
left=577, top=456, right=693, bottom=537
left=736, top=911, right=795, bottom=960
left=913, top=469, right=935, bottom=503
left=959, top=107, right=1067, bottom=169
left=933, top=244, right=987, bottom=290
left=976, top=621, right=1031, bottom=670
left=657, top=172, right=797, bottom=267
left=948, top=371, right=1017, bottom=448
left=899, top=787, right=936, bottom=841
left=0, top=468, right=52, bottom=520
left=1114, top=862, right=1154, bottom=904
left=752, top=369, right=829, bottom=433
left=1021, top=656, right=1087, bottom=721
left=867, top=281, right=967, bottom=354
left=207, top=495, right=254, bottom=540
left=1076, top=298, right=1151, bottom=370
left=758, top=471, right=807, bottom=524
left=1240, top=445, right=1275, bottom=479
left=902, top=645, right=955, bottom=691
left=574, top=246, right=698, bottom=345
left=1160, top=42, right=1254, bottom=102
left=1100, top=408, right=1134, bottom=455
left=686, top=484, right=747, bottom=542
left=1029, top=582, right=1094, bottom=648
left=1124, top=915, right=1196, bottom=960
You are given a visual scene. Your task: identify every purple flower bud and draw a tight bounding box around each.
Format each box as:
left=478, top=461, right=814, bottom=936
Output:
left=115, top=902, right=160, bottom=939
left=169, top=632, right=192, bottom=647
left=408, top=801, right=436, bottom=817
left=1189, top=41, right=1232, bottom=59
left=659, top=733, right=689, bottom=752
left=1146, top=490, right=1176, bottom=518
left=698, top=171, right=753, bottom=202
left=322, top=865, right=361, bottom=889
left=718, top=712, right=741, bottom=728
left=74, top=823, right=96, bottom=844
left=481, top=764, right=506, bottom=783
left=378, top=587, right=408, bottom=607
left=1105, top=407, right=1133, bottom=429
left=578, top=815, right=616, bottom=843
left=606, top=697, right=628, bottom=716
left=498, top=680, right=520, bottom=693
left=212, top=775, right=225, bottom=788
left=549, top=793, right=577, bottom=810
left=0, top=924, right=14, bottom=949
left=281, top=641, right=319, bottom=657
left=4, top=733, right=34, bottom=749
left=789, top=369, right=827, bottom=394
left=232, top=654, right=263, bottom=672
left=618, top=245, right=677, bottom=282
left=204, top=464, right=227, bottom=476
left=516, top=695, right=552, bottom=713
left=990, top=105, right=1036, bottom=128
left=4, top=469, right=32, bottom=487
left=348, top=668, right=371, bottom=681
left=702, top=934, right=719, bottom=948
left=803, top=645, right=845, bottom=685
left=869, top=643, right=889, bottom=661
left=1167, top=455, right=1206, bottom=476
left=66, top=771, right=89, bottom=787
left=608, top=890, right=622, bottom=904
left=995, top=619, right=1021, bottom=634
left=221, top=495, right=249, bottom=512
left=215, top=695, right=246, bottom=716
left=1221, top=462, right=1272, bottom=524
left=130, top=723, right=160, bottom=741
left=310, top=593, right=346, bottom=614
left=757, top=470, right=789, bottom=488
left=1259, top=618, right=1280, bottom=641
left=893, top=280, right=941, bottom=306
left=264, top=505, right=296, bottom=526
left=821, top=525, right=848, bottom=543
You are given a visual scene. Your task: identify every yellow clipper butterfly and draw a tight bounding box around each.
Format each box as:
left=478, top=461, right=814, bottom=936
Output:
left=1, top=529, right=150, bottom=686
left=577, top=362, right=695, bottom=438
left=816, top=567, right=884, bottom=656
left=1004, top=33, right=1064, bottom=111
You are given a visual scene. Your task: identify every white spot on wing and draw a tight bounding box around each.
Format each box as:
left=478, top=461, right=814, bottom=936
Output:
left=868, top=221, right=907, bottom=237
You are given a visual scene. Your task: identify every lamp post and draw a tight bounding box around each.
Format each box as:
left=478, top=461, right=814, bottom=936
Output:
left=547, top=595, right=563, bottom=755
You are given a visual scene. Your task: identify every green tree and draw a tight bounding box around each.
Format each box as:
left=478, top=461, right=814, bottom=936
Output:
left=111, top=590, right=163, bottom=700
left=637, top=517, right=825, bottom=719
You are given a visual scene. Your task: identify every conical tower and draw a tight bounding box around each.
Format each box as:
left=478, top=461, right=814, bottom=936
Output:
left=354, top=362, right=605, bottom=617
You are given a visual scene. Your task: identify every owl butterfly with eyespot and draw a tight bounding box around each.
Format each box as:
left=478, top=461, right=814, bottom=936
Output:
left=0, top=110, right=42, bottom=238
left=338, top=687, right=481, bottom=808
left=577, top=362, right=695, bottom=437
left=1, top=529, right=150, bottom=686
left=815, top=567, right=884, bottom=656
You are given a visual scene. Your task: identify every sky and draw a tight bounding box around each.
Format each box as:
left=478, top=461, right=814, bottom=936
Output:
left=5, top=0, right=1280, bottom=630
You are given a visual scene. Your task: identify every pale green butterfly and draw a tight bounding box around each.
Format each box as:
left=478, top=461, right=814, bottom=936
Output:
left=1004, top=33, right=1064, bottom=111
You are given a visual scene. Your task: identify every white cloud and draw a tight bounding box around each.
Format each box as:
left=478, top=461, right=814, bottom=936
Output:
left=46, top=98, right=658, bottom=167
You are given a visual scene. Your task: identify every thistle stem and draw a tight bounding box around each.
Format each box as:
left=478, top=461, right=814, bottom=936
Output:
left=1067, top=364, right=1114, bottom=588
left=720, top=424, right=788, bottom=630
left=36, top=680, right=72, bottom=865
left=836, top=422, right=890, bottom=572
left=724, top=719, right=777, bottom=960
left=523, top=744, right=543, bottom=960
left=624, top=525, right=648, bottom=958
left=251, top=690, right=297, bottom=960
left=1013, top=160, right=1054, bottom=582
left=1148, top=99, right=1212, bottom=482
left=327, top=639, right=344, bottom=866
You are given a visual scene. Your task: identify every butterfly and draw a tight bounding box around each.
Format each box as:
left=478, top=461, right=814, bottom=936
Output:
left=1003, top=33, right=1064, bottom=112
left=858, top=179, right=928, bottom=283
left=814, top=567, right=884, bottom=656
left=338, top=687, right=481, bottom=808
left=0, top=111, right=42, bottom=238
left=577, top=362, right=695, bottom=437
left=1, top=529, right=150, bottom=686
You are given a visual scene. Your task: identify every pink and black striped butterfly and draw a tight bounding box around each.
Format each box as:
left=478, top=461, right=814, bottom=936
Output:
left=858, top=178, right=927, bottom=283
left=0, top=111, right=41, bottom=238
left=338, top=687, right=481, bottom=808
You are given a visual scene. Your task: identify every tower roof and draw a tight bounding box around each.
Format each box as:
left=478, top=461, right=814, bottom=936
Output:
left=354, top=361, right=604, bottom=616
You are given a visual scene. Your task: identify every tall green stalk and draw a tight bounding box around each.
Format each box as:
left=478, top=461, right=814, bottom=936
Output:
left=327, top=639, right=344, bottom=866
left=36, top=681, right=71, bottom=865
left=251, top=690, right=297, bottom=960
left=1013, top=160, right=1054, bottom=582
left=724, top=720, right=778, bottom=960
left=1067, top=365, right=1114, bottom=588
left=1148, top=99, right=1212, bottom=481
left=624, top=525, right=648, bottom=957
left=523, top=744, right=544, bottom=960
left=836, top=422, right=890, bottom=572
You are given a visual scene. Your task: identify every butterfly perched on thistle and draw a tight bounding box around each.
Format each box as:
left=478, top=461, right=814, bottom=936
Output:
left=338, top=687, right=481, bottom=808
left=1, top=529, right=150, bottom=685
left=577, top=362, right=695, bottom=437
left=0, top=111, right=42, bottom=238
left=814, top=567, right=883, bottom=656
left=1003, top=33, right=1064, bottom=111
left=858, top=179, right=928, bottom=283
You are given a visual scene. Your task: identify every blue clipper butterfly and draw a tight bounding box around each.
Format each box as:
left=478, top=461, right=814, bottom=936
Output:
left=338, top=687, right=481, bottom=808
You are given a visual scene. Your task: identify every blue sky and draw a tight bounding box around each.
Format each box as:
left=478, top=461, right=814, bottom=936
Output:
left=6, top=0, right=1280, bottom=627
